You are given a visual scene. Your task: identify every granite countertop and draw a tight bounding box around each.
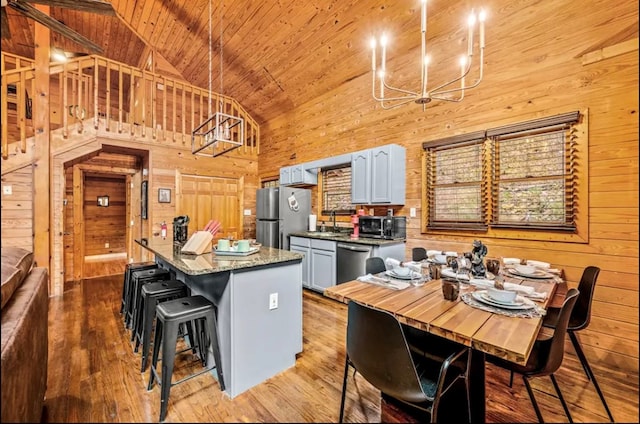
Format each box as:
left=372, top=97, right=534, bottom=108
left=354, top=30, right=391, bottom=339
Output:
left=136, top=239, right=303, bottom=275
left=289, top=231, right=406, bottom=246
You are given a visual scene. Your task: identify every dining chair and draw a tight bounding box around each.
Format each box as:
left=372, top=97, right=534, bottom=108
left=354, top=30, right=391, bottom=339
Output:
left=488, top=288, right=579, bottom=423
left=365, top=256, right=386, bottom=275
left=412, top=247, right=428, bottom=262
left=339, top=300, right=470, bottom=423
left=540, top=266, right=614, bottom=422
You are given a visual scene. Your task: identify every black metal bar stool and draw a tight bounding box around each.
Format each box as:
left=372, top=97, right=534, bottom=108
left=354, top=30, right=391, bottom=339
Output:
left=147, top=295, right=225, bottom=422
left=120, top=262, right=157, bottom=323
left=127, top=267, right=171, bottom=333
left=135, top=279, right=189, bottom=372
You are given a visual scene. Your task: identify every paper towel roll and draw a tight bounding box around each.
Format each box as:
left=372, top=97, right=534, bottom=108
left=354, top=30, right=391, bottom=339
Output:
left=309, top=214, right=317, bottom=231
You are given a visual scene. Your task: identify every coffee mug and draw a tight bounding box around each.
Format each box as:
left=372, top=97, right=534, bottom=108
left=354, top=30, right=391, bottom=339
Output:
left=217, top=239, right=230, bottom=251
left=233, top=239, right=250, bottom=252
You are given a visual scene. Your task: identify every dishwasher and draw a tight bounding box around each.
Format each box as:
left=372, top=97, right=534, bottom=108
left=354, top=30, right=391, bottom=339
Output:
left=336, top=243, right=373, bottom=284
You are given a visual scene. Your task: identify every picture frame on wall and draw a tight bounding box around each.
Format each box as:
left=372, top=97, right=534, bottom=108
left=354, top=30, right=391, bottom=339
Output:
left=141, top=180, right=148, bottom=219
left=158, top=188, right=171, bottom=203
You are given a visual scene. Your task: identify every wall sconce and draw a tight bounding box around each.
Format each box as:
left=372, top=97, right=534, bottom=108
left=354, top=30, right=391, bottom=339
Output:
left=97, top=195, right=109, bottom=207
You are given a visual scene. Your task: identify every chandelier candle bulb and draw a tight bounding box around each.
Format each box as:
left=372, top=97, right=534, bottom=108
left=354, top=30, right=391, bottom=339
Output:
left=467, top=13, right=476, bottom=56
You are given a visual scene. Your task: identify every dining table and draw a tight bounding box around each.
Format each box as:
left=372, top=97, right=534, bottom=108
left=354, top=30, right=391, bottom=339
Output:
left=324, top=266, right=566, bottom=422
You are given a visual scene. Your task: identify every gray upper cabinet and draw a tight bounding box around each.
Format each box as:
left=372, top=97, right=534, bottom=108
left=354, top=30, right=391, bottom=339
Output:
left=351, top=144, right=406, bottom=205
left=280, top=164, right=318, bottom=186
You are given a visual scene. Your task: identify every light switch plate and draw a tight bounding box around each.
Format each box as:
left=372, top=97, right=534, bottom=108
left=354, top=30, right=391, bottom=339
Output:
left=244, top=209, right=251, bottom=216
left=410, top=207, right=416, bottom=217
left=3, top=185, right=12, bottom=195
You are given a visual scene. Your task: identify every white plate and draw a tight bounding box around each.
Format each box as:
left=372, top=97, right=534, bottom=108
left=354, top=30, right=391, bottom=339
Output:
left=214, top=247, right=260, bottom=256
left=482, top=292, right=525, bottom=306
left=472, top=291, right=536, bottom=310
left=385, top=270, right=421, bottom=280
left=507, top=268, right=554, bottom=279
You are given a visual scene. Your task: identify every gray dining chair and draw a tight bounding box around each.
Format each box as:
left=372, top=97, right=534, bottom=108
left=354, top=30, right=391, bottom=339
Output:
left=365, top=256, right=386, bottom=275
left=412, top=247, right=428, bottom=261
left=541, top=266, right=613, bottom=422
left=339, top=300, right=471, bottom=423
left=488, top=288, right=579, bottom=423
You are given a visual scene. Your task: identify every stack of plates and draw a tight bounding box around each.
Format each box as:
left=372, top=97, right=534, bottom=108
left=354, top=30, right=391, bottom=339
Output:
left=385, top=269, right=421, bottom=280
left=508, top=267, right=554, bottom=279
left=472, top=290, right=536, bottom=310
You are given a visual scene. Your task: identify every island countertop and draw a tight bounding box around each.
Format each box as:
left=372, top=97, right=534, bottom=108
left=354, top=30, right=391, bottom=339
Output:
left=289, top=231, right=405, bottom=246
left=135, top=239, right=303, bottom=275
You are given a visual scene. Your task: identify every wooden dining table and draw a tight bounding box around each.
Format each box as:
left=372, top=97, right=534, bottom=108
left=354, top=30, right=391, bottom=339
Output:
left=324, top=271, right=565, bottom=422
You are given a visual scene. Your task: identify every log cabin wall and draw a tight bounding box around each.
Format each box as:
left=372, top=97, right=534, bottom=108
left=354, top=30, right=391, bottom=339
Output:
left=257, top=0, right=639, bottom=378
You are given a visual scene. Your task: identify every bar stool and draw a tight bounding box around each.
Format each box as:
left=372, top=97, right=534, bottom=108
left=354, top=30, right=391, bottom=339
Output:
left=127, top=267, right=171, bottom=333
left=147, top=295, right=225, bottom=422
left=120, top=262, right=157, bottom=322
left=135, top=279, right=189, bottom=372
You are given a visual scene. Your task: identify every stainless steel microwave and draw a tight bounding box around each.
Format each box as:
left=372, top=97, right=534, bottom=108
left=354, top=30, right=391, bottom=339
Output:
left=358, top=216, right=406, bottom=240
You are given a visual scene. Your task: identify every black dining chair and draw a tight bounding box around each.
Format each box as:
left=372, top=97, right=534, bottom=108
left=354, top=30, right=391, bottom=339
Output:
left=488, top=288, right=579, bottom=423
left=412, top=247, right=428, bottom=262
left=365, top=256, right=386, bottom=275
left=339, top=300, right=471, bottom=423
left=540, top=266, right=614, bottom=422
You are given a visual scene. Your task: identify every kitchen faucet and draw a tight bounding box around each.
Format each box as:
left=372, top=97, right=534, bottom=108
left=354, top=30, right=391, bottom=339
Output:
left=330, top=211, right=337, bottom=232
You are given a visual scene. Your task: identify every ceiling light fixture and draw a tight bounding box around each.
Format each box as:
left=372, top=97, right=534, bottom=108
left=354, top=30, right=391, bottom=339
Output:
left=370, top=0, right=486, bottom=110
left=192, top=0, right=244, bottom=157
left=51, top=46, right=68, bottom=63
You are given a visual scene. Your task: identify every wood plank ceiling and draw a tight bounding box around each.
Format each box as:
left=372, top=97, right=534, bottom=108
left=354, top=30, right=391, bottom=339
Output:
left=1, top=0, right=467, bottom=124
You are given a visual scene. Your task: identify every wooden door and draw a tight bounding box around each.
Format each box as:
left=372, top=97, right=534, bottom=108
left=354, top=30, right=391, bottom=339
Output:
left=178, top=174, right=242, bottom=241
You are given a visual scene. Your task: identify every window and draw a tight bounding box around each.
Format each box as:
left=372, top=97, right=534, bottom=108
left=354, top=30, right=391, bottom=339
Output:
left=321, top=165, right=355, bottom=215
left=423, top=111, right=582, bottom=234
left=424, top=132, right=487, bottom=230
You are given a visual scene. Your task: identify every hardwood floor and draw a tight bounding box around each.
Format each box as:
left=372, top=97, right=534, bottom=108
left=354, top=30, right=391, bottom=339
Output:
left=43, top=275, right=638, bottom=423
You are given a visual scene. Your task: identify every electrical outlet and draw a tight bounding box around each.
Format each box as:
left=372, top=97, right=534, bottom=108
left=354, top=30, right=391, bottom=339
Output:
left=244, top=209, right=251, bottom=216
left=269, top=293, right=278, bottom=310
left=3, top=185, right=12, bottom=195
left=104, top=242, right=110, bottom=248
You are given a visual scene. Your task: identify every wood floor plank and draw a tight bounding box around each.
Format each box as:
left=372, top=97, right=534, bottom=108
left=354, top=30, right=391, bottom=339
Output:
left=42, top=275, right=639, bottom=423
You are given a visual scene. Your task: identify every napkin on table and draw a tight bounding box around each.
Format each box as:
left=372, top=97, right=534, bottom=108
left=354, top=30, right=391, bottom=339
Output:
left=357, top=274, right=410, bottom=290
left=468, top=278, right=548, bottom=300
left=526, top=260, right=551, bottom=269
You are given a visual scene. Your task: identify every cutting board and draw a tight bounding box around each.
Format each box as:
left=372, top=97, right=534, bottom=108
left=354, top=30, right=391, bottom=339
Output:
left=180, top=231, right=213, bottom=255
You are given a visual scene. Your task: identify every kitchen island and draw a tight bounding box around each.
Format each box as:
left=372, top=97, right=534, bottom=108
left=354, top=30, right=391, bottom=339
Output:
left=135, top=239, right=304, bottom=398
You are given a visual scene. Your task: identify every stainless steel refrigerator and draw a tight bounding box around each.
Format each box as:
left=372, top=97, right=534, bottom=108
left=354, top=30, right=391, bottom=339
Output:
left=256, top=187, right=311, bottom=250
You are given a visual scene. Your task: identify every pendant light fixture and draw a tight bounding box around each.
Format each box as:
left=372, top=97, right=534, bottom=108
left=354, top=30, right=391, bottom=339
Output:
left=192, top=0, right=244, bottom=157
left=369, top=0, right=487, bottom=110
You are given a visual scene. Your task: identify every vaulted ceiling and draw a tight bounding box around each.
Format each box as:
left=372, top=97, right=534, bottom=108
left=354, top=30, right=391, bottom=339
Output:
left=1, top=1, right=487, bottom=124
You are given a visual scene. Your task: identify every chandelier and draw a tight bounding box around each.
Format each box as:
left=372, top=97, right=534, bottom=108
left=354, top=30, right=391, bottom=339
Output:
left=369, top=0, right=486, bottom=110
left=192, top=0, right=244, bottom=157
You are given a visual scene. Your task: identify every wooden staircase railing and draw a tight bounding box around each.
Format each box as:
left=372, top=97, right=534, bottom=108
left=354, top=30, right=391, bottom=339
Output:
left=1, top=52, right=260, bottom=161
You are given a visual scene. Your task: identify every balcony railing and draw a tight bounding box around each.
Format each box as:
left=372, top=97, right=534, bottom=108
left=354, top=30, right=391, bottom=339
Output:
left=1, top=52, right=260, bottom=160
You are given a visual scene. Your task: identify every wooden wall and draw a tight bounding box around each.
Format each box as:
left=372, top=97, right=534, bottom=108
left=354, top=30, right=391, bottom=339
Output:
left=0, top=166, right=33, bottom=251
left=82, top=175, right=127, bottom=256
left=257, top=0, right=639, bottom=380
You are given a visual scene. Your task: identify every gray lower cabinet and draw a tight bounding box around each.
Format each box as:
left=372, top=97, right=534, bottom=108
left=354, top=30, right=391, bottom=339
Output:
left=290, top=237, right=311, bottom=288
left=351, top=144, right=406, bottom=205
left=291, top=237, right=336, bottom=292
left=309, top=239, right=336, bottom=292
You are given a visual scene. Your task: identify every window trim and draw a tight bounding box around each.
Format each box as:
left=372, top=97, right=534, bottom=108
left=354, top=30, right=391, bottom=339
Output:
left=420, top=110, right=589, bottom=244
